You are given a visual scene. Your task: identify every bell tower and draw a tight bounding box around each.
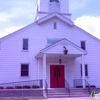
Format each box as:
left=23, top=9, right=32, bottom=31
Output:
left=35, top=0, right=71, bottom=21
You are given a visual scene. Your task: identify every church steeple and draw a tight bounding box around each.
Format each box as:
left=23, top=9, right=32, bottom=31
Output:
left=35, top=0, right=71, bottom=21
left=49, top=0, right=60, bottom=13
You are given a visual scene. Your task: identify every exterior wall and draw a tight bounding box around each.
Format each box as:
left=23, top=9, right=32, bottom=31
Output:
left=38, top=0, right=69, bottom=13
left=37, top=12, right=71, bottom=20
left=0, top=17, right=100, bottom=88
left=36, top=0, right=71, bottom=20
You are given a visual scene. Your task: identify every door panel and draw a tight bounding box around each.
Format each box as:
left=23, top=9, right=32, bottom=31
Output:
left=50, top=65, right=57, bottom=88
left=58, top=65, right=65, bottom=87
left=50, top=65, right=65, bottom=88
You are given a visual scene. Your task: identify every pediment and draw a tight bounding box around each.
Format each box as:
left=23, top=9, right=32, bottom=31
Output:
left=40, top=38, right=87, bottom=55
left=37, top=12, right=74, bottom=26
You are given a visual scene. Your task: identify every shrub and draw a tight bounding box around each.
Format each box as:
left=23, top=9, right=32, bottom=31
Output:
left=32, top=85, right=39, bottom=89
left=6, top=86, right=13, bottom=89
left=76, top=86, right=82, bottom=88
left=90, top=85, right=96, bottom=87
left=15, top=86, right=22, bottom=89
left=23, top=85, right=31, bottom=89
left=0, top=86, right=4, bottom=89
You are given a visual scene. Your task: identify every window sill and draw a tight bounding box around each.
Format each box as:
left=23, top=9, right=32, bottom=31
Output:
left=22, top=50, right=29, bottom=52
left=80, top=76, right=89, bottom=78
left=19, top=76, right=30, bottom=79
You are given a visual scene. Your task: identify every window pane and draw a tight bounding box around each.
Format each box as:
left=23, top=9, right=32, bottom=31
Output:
left=54, top=22, right=57, bottom=29
left=21, top=71, right=28, bottom=76
left=21, top=64, right=28, bottom=70
left=47, top=39, right=60, bottom=45
left=21, top=64, right=29, bottom=76
left=85, top=65, right=88, bottom=76
left=81, top=65, right=82, bottom=76
left=23, top=39, right=28, bottom=50
left=81, top=64, right=88, bottom=76
left=50, top=0, right=59, bottom=2
left=81, top=41, right=85, bottom=50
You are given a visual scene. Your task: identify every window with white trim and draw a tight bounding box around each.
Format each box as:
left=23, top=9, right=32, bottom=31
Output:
left=47, top=39, right=61, bottom=45
left=81, top=64, right=88, bottom=76
left=81, top=41, right=86, bottom=50
left=23, top=39, right=28, bottom=50
left=50, top=0, right=59, bottom=3
left=54, top=22, right=57, bottom=29
left=21, top=64, right=29, bottom=76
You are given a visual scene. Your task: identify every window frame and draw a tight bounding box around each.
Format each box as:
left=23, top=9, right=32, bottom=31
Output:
left=81, top=41, right=86, bottom=50
left=22, top=38, right=29, bottom=51
left=50, top=0, right=59, bottom=3
left=21, top=64, right=29, bottom=77
left=47, top=38, right=61, bottom=45
left=54, top=22, right=57, bottom=29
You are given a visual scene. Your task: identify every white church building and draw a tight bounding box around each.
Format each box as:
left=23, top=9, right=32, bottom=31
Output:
left=0, top=0, right=100, bottom=92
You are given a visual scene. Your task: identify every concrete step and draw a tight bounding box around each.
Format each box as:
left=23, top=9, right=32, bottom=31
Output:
left=47, top=92, right=68, bottom=94
left=46, top=88, right=90, bottom=98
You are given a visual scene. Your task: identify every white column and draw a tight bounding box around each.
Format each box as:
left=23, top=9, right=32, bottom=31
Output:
left=81, top=54, right=85, bottom=88
left=43, top=53, right=46, bottom=89
left=37, top=58, right=39, bottom=80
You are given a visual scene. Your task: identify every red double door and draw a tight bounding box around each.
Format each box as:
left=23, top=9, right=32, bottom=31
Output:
left=50, top=65, right=65, bottom=88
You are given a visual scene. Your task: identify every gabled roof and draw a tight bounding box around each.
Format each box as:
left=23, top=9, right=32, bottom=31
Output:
left=0, top=22, right=37, bottom=42
left=37, top=12, right=74, bottom=26
left=36, top=38, right=87, bottom=58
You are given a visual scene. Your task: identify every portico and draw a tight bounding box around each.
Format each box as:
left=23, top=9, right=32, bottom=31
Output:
left=36, top=38, right=87, bottom=89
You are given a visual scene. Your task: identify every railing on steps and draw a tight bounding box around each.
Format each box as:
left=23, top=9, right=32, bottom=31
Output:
left=45, top=80, right=48, bottom=97
left=73, top=79, right=91, bottom=95
left=65, top=79, right=70, bottom=96
left=0, top=79, right=43, bottom=89
left=84, top=79, right=91, bottom=95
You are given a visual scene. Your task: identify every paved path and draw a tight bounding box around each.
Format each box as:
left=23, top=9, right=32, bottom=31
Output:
left=1, top=97, right=100, bottom=100
left=29, top=97, right=95, bottom=100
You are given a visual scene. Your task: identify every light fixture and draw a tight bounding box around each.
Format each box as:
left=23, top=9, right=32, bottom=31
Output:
left=63, top=46, right=68, bottom=55
left=59, top=55, right=62, bottom=64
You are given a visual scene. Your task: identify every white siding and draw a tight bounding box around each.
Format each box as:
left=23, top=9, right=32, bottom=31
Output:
left=44, top=44, right=84, bottom=54
left=0, top=16, right=100, bottom=88
left=36, top=0, right=71, bottom=20
left=38, top=0, right=69, bottom=14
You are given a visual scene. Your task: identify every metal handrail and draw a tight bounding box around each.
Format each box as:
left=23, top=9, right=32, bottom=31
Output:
left=0, top=79, right=43, bottom=88
left=73, top=79, right=91, bottom=94
left=84, top=79, right=91, bottom=94
left=45, top=80, right=48, bottom=97
left=65, top=79, right=70, bottom=96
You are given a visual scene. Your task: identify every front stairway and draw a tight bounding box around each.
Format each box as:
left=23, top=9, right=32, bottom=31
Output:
left=46, top=88, right=90, bottom=98
left=70, top=88, right=90, bottom=97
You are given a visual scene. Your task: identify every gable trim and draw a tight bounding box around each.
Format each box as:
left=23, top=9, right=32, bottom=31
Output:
left=37, top=12, right=74, bottom=26
left=40, top=38, right=87, bottom=54
left=0, top=22, right=37, bottom=42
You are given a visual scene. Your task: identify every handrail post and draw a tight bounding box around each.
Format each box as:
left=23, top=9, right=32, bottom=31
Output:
left=65, top=79, right=70, bottom=97
left=45, top=80, right=48, bottom=98
left=84, top=79, right=91, bottom=95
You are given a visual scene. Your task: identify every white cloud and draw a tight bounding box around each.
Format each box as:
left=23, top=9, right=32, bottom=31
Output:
left=74, top=16, right=100, bottom=39
left=0, top=13, right=12, bottom=22
left=0, top=0, right=36, bottom=38
left=0, top=26, right=24, bottom=38
left=69, top=0, right=88, bottom=10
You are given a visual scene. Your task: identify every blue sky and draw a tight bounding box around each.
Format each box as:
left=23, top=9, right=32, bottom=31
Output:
left=0, top=0, right=100, bottom=39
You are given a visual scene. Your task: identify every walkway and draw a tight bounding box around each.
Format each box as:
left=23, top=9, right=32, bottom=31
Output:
left=30, top=97, right=94, bottom=100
